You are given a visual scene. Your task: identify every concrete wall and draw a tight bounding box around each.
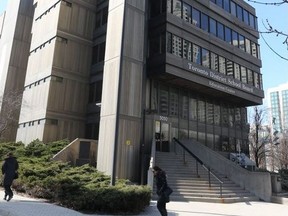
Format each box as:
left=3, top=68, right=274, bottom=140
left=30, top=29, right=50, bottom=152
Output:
left=179, top=139, right=272, bottom=202
left=52, top=138, right=97, bottom=166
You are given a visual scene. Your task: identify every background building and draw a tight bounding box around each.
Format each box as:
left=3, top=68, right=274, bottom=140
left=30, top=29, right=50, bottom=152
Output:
left=0, top=0, right=264, bottom=183
left=0, top=0, right=34, bottom=141
left=267, top=83, right=288, bottom=134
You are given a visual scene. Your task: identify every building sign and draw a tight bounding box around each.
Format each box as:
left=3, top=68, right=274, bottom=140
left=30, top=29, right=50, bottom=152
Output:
left=187, top=63, right=254, bottom=94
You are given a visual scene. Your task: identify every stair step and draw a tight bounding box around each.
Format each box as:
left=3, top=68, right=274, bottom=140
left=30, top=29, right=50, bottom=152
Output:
left=154, top=151, right=258, bottom=203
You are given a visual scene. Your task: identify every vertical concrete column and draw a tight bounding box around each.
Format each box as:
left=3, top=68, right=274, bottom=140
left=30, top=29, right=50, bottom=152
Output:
left=97, top=0, right=146, bottom=182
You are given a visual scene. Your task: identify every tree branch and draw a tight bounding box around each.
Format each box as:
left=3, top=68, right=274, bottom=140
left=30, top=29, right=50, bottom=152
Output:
left=247, top=0, right=288, bottom=6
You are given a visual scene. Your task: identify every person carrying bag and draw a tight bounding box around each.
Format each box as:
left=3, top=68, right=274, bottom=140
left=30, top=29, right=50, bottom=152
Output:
left=153, top=166, right=173, bottom=216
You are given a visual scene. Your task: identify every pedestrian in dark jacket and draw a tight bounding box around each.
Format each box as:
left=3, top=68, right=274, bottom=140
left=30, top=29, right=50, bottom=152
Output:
left=2, top=152, right=19, bottom=201
left=153, top=166, right=168, bottom=216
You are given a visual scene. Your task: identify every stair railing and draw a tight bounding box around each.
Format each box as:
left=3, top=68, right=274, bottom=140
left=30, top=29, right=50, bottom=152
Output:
left=173, top=137, right=223, bottom=198
left=147, top=138, right=156, bottom=190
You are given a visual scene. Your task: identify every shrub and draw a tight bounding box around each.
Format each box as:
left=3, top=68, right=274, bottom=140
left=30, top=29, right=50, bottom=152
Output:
left=0, top=140, right=151, bottom=214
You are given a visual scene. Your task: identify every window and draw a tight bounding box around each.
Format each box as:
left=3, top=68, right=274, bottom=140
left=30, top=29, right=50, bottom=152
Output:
left=210, top=52, right=218, bottom=71
left=170, top=88, right=179, bottom=116
left=183, top=39, right=192, bottom=61
left=223, top=0, right=230, bottom=12
left=93, top=42, right=106, bottom=64
left=216, top=0, right=223, bottom=7
left=159, top=85, right=169, bottom=115
left=201, top=13, right=209, bottom=32
left=247, top=69, right=253, bottom=85
left=189, top=97, right=197, bottom=121
left=234, top=63, right=241, bottom=80
left=167, top=32, right=172, bottom=53
left=226, top=60, right=234, bottom=76
left=251, top=42, right=257, bottom=58
left=230, top=1, right=236, bottom=16
left=249, top=13, right=255, bottom=29
left=160, top=32, right=166, bottom=54
left=206, top=101, right=214, bottom=124
left=180, top=92, right=189, bottom=119
left=236, top=5, right=243, bottom=21
left=102, top=7, right=108, bottom=25
left=239, top=34, right=245, bottom=51
left=245, top=38, right=251, bottom=54
left=209, top=18, right=217, bottom=36
left=235, top=108, right=241, bottom=128
left=95, top=7, right=108, bottom=29
left=219, top=56, right=226, bottom=74
left=89, top=80, right=102, bottom=103
left=254, top=73, right=260, bottom=88
left=183, top=2, right=192, bottom=23
left=192, top=8, right=200, bottom=27
left=217, top=22, right=224, bottom=40
left=95, top=11, right=101, bottom=28
left=202, top=48, right=210, bottom=68
left=229, top=107, right=235, bottom=127
left=172, top=35, right=182, bottom=57
left=232, top=31, right=238, bottom=47
left=193, top=44, right=201, bottom=65
left=198, top=100, right=206, bottom=123
left=259, top=74, right=263, bottom=89
left=214, top=104, right=220, bottom=125
left=241, top=66, right=247, bottom=83
left=173, top=0, right=182, bottom=18
left=224, top=26, right=232, bottom=44
left=167, top=0, right=172, bottom=13
left=243, top=9, right=249, bottom=25
left=222, top=105, right=229, bottom=126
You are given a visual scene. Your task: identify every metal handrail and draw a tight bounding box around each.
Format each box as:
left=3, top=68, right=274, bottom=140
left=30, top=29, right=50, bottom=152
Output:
left=173, top=137, right=223, bottom=198
left=147, top=139, right=156, bottom=189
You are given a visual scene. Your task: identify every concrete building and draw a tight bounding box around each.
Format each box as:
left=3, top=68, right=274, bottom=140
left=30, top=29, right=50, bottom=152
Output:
left=0, top=0, right=34, bottom=140
left=0, top=0, right=264, bottom=183
left=267, top=83, right=288, bottom=134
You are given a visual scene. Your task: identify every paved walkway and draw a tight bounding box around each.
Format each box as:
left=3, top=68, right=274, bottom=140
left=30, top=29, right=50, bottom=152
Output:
left=0, top=190, right=287, bottom=216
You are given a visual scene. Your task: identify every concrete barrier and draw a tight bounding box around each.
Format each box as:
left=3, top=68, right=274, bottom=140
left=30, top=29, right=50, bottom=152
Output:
left=52, top=138, right=97, bottom=166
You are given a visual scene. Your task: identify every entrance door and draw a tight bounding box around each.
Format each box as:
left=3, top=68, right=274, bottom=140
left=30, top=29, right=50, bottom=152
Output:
left=155, top=121, right=170, bottom=152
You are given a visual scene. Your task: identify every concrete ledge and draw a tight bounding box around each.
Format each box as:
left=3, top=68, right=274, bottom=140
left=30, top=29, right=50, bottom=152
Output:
left=271, top=196, right=288, bottom=205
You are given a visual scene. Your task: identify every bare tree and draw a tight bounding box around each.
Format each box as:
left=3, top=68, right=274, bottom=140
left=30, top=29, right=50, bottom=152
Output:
left=249, top=106, right=272, bottom=168
left=0, top=91, right=23, bottom=140
left=278, top=131, right=288, bottom=169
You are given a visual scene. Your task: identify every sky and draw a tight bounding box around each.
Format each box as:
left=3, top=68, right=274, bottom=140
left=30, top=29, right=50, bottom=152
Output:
left=0, top=0, right=287, bottom=105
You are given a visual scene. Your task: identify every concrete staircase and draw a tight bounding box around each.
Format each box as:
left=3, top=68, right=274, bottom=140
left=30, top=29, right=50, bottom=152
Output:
left=154, top=151, right=259, bottom=203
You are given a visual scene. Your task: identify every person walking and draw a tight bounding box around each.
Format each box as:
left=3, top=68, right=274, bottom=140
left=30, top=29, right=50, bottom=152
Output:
left=2, top=152, right=19, bottom=201
left=153, top=166, right=169, bottom=216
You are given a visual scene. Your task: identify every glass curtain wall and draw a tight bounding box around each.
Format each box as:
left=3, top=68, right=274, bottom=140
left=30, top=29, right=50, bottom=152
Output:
left=151, top=81, right=249, bottom=154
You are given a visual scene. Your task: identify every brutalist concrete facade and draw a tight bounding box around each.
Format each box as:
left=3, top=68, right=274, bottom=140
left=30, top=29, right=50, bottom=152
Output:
left=0, top=0, right=263, bottom=183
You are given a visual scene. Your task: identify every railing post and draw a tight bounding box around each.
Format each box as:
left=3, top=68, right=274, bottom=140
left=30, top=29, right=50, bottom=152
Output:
left=208, top=167, right=211, bottom=187
left=196, top=161, right=199, bottom=177
left=182, top=148, right=186, bottom=164
left=220, top=183, right=222, bottom=198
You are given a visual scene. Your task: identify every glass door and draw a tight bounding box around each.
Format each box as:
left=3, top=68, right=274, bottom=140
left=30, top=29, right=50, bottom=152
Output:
left=155, top=121, right=170, bottom=152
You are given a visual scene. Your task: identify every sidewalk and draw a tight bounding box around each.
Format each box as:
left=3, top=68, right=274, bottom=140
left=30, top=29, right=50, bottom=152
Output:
left=0, top=190, right=287, bottom=216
